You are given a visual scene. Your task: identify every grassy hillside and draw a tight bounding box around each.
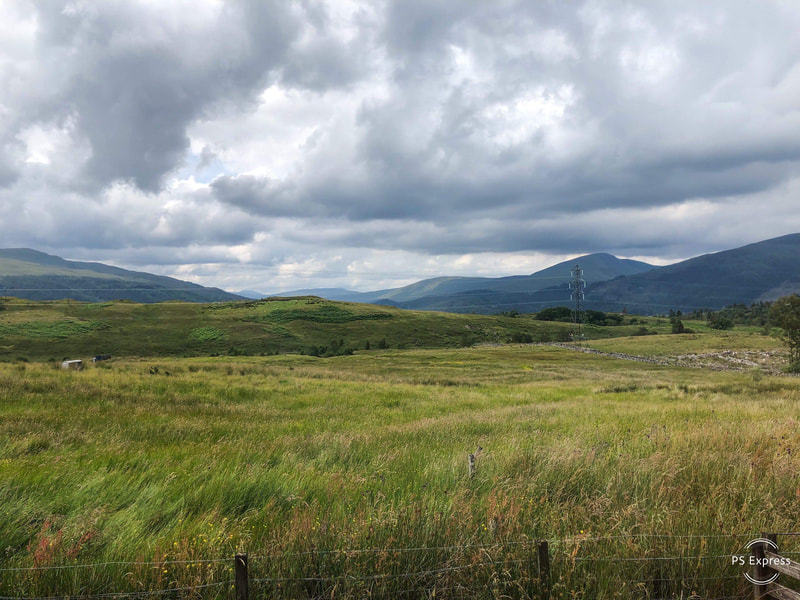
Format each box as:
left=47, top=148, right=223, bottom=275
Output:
left=2, top=345, right=800, bottom=598
left=0, top=249, right=243, bottom=303
left=0, top=296, right=650, bottom=362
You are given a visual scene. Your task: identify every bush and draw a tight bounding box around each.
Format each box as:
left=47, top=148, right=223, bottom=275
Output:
left=584, top=310, right=608, bottom=325
left=535, top=306, right=572, bottom=321
left=708, top=314, right=734, bottom=330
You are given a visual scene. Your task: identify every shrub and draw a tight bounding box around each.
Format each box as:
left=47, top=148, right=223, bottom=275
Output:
left=708, top=314, right=734, bottom=330
left=535, top=306, right=572, bottom=321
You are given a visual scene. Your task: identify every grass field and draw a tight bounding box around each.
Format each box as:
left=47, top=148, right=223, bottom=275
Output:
left=0, top=296, right=689, bottom=363
left=2, top=332, right=800, bottom=598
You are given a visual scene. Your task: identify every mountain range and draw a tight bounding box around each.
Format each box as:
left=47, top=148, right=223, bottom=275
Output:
left=2, top=234, right=799, bottom=313
left=585, top=233, right=800, bottom=314
left=256, top=233, right=800, bottom=315
left=0, top=249, right=243, bottom=303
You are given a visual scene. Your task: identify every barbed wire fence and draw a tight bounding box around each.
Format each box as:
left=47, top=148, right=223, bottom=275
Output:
left=4, top=532, right=799, bottom=599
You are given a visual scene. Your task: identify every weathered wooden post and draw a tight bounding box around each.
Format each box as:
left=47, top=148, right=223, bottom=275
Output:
left=468, top=453, right=476, bottom=478
left=537, top=540, right=550, bottom=600
left=753, top=537, right=767, bottom=600
left=235, top=553, right=249, bottom=600
left=752, top=533, right=778, bottom=600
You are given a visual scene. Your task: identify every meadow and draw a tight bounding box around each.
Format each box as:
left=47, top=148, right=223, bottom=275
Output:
left=1, top=324, right=800, bottom=598
left=0, top=296, right=681, bottom=362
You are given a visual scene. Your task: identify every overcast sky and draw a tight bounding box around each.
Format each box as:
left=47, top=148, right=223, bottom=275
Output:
left=2, top=1, right=799, bottom=293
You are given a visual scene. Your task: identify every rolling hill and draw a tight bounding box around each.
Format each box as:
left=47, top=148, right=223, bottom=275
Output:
left=0, top=249, right=243, bottom=303
left=0, top=295, right=599, bottom=361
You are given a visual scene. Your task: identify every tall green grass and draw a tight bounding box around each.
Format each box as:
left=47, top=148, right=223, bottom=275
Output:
left=1, top=346, right=799, bottom=598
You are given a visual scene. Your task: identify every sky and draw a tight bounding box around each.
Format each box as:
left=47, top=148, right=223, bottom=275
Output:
left=1, top=1, right=799, bottom=294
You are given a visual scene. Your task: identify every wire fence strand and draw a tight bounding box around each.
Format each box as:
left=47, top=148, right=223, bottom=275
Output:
left=3, top=532, right=797, bottom=599
left=3, top=531, right=796, bottom=573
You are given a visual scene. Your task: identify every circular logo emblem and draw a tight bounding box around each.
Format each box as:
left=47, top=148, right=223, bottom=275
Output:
left=742, top=538, right=780, bottom=585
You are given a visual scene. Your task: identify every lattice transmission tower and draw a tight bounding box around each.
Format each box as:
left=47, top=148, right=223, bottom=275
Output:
left=570, top=264, right=585, bottom=343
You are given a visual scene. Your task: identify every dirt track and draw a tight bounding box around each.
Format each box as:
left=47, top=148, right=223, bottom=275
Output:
left=548, top=343, right=792, bottom=375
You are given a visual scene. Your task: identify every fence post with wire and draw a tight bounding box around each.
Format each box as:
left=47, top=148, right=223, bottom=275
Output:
left=4, top=533, right=800, bottom=599
left=752, top=533, right=800, bottom=600
left=235, top=553, right=248, bottom=600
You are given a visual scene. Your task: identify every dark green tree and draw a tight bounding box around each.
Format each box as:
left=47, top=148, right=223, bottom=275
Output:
left=708, top=313, right=734, bottom=330
left=769, top=295, right=800, bottom=366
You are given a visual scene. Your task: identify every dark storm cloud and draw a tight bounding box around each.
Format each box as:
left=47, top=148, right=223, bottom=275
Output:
left=201, top=0, right=800, bottom=252
left=362, top=0, right=800, bottom=215
left=211, top=174, right=309, bottom=217
left=27, top=1, right=301, bottom=192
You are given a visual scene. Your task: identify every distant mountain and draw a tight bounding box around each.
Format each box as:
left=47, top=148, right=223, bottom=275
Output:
left=237, top=289, right=268, bottom=299
left=371, top=253, right=653, bottom=304
left=584, top=233, right=800, bottom=314
left=279, top=236, right=800, bottom=316
left=0, top=249, right=244, bottom=303
left=271, top=253, right=654, bottom=313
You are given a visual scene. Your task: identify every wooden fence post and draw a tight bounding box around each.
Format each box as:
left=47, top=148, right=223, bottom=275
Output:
left=235, top=552, right=248, bottom=600
left=537, top=540, right=550, bottom=600
left=753, top=533, right=777, bottom=600
left=752, top=538, right=766, bottom=600
left=468, top=453, right=476, bottom=478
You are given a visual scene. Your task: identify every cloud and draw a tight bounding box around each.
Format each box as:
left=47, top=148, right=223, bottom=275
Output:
left=1, top=0, right=800, bottom=292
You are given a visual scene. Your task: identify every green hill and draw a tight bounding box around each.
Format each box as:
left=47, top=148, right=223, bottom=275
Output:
left=0, top=249, right=243, bottom=303
left=0, top=295, right=643, bottom=361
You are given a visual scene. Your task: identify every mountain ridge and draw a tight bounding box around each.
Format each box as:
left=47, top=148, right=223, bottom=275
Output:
left=270, top=253, right=655, bottom=305
left=4, top=234, right=799, bottom=312
left=584, top=233, right=800, bottom=314
left=0, top=248, right=244, bottom=303
left=263, top=235, right=800, bottom=315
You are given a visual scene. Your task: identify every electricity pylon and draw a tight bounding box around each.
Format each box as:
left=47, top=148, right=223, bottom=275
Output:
left=570, top=264, right=585, bottom=344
